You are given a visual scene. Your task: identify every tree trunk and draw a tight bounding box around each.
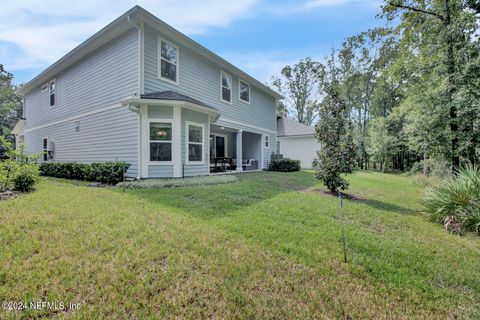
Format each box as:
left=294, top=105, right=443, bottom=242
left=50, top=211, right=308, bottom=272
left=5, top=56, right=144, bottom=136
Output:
left=445, top=0, right=460, bottom=175
left=423, top=144, right=429, bottom=177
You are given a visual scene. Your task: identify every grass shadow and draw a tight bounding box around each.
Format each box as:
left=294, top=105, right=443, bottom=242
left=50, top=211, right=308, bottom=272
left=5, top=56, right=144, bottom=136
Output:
left=363, top=198, right=418, bottom=215
left=118, top=171, right=320, bottom=219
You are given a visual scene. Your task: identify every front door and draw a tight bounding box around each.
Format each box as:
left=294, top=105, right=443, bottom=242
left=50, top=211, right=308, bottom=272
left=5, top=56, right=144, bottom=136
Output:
left=215, top=136, right=225, bottom=157
left=210, top=134, right=227, bottom=158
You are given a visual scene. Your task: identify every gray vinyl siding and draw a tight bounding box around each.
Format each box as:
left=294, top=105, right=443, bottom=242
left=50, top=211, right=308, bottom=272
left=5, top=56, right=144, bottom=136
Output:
left=260, top=133, right=276, bottom=169
left=148, top=165, right=173, bottom=178
left=23, top=28, right=140, bottom=176
left=148, top=106, right=173, bottom=118
left=243, top=132, right=262, bottom=167
left=143, top=23, right=277, bottom=132
left=182, top=109, right=209, bottom=177
left=24, top=28, right=139, bottom=128
left=25, top=107, right=139, bottom=176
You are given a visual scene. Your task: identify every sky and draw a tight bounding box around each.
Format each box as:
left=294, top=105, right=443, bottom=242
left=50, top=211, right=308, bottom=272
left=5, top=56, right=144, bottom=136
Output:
left=0, top=0, right=387, bottom=86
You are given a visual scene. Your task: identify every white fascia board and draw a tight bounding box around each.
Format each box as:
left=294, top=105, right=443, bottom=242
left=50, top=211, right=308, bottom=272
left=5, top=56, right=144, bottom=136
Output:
left=121, top=97, right=221, bottom=121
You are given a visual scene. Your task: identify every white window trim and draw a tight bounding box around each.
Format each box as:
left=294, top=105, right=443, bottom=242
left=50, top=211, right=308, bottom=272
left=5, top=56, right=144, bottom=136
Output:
left=264, top=135, right=269, bottom=148
left=210, top=133, right=228, bottom=158
left=41, top=83, right=48, bottom=93
left=220, top=71, right=233, bottom=104
left=148, top=119, right=174, bottom=165
left=185, top=120, right=205, bottom=165
left=49, top=79, right=56, bottom=108
left=157, top=36, right=179, bottom=85
left=238, top=79, right=250, bottom=104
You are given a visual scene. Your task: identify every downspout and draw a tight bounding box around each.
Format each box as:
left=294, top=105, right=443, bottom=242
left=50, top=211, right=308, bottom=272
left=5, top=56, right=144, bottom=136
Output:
left=127, top=14, right=144, bottom=179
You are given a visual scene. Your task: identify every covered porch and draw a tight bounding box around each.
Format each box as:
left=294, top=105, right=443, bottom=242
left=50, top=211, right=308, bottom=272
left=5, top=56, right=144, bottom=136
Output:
left=209, top=124, right=263, bottom=174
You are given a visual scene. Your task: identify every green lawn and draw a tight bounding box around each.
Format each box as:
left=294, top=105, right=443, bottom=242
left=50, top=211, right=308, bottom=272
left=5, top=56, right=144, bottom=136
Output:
left=1, top=171, right=479, bottom=319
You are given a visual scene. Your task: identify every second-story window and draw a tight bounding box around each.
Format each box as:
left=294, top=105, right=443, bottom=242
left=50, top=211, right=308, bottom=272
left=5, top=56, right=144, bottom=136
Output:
left=239, top=79, right=250, bottom=104
left=49, top=80, right=56, bottom=107
left=221, top=71, right=232, bottom=103
left=159, top=38, right=178, bottom=83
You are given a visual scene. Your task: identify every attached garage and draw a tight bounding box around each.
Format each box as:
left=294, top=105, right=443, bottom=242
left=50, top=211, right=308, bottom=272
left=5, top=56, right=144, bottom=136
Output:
left=276, top=117, right=320, bottom=169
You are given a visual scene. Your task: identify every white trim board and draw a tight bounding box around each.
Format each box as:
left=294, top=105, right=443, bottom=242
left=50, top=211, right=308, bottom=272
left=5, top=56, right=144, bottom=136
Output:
left=215, top=117, right=276, bottom=135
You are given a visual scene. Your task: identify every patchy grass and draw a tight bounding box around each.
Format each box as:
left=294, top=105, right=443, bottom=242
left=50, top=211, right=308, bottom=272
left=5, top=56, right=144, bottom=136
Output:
left=0, top=171, right=479, bottom=319
left=118, top=174, right=237, bottom=189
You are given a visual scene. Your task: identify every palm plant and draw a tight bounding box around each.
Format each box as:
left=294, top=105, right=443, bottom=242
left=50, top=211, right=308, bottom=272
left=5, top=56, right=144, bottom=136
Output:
left=422, top=164, right=480, bottom=234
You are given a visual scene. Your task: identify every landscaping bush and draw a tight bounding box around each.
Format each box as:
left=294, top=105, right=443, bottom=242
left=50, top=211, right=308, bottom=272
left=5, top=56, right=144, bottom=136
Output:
left=13, top=163, right=40, bottom=192
left=268, top=159, right=301, bottom=172
left=40, top=161, right=130, bottom=185
left=409, top=159, right=451, bottom=178
left=118, top=175, right=237, bottom=189
left=422, top=165, right=480, bottom=235
left=0, top=161, right=18, bottom=192
left=0, top=137, right=40, bottom=193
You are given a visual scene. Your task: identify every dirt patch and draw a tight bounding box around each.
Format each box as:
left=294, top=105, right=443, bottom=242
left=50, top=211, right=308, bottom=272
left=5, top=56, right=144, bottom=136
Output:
left=0, top=190, right=22, bottom=201
left=88, top=183, right=106, bottom=188
left=302, top=188, right=367, bottom=202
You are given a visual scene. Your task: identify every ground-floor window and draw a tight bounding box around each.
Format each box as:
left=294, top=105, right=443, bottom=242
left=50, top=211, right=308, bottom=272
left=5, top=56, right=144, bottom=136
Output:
left=149, top=122, right=172, bottom=162
left=187, top=122, right=204, bottom=162
left=43, top=138, right=48, bottom=161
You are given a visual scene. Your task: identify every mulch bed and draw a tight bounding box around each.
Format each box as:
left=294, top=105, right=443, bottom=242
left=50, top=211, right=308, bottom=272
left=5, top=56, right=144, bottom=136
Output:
left=0, top=190, right=22, bottom=201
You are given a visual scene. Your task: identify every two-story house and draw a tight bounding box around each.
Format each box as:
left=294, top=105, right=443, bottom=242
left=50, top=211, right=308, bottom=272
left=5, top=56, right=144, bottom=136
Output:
left=14, top=6, right=282, bottom=178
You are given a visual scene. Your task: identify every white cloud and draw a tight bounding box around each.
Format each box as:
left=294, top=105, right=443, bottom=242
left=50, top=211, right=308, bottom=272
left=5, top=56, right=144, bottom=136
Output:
left=222, top=51, right=324, bottom=84
left=0, top=0, right=258, bottom=71
left=270, top=0, right=380, bottom=15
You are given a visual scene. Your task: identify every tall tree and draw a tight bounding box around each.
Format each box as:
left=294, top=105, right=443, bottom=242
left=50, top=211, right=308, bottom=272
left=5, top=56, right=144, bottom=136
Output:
left=271, top=58, right=324, bottom=125
left=383, top=0, right=479, bottom=173
left=338, top=28, right=401, bottom=169
left=0, top=64, right=22, bottom=135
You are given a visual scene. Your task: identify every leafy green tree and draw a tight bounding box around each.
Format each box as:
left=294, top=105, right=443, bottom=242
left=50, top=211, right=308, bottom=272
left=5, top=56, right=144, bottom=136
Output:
left=365, top=117, right=396, bottom=172
left=0, top=64, right=22, bottom=135
left=271, top=58, right=324, bottom=125
left=383, top=0, right=480, bottom=173
left=313, top=82, right=355, bottom=193
left=338, top=28, right=403, bottom=169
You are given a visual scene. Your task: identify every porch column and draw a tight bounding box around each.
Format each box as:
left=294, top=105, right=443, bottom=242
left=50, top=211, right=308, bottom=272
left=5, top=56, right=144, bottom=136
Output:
left=172, top=106, right=182, bottom=178
left=236, top=129, right=243, bottom=172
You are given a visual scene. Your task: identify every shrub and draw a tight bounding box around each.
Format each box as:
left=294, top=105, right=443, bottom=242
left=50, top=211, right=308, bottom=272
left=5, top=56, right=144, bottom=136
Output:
left=0, top=137, right=40, bottom=193
left=422, top=165, right=480, bottom=235
left=118, top=175, right=237, bottom=189
left=0, top=161, right=18, bottom=192
left=13, top=163, right=40, bottom=192
left=39, top=161, right=130, bottom=185
left=268, top=159, right=301, bottom=172
left=409, top=159, right=451, bottom=178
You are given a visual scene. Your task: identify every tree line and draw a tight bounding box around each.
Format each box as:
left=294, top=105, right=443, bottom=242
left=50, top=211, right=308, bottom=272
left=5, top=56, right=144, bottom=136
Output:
left=272, top=0, right=480, bottom=176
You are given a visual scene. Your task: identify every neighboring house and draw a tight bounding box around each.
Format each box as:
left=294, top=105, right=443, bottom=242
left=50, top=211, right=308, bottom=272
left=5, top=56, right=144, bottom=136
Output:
left=276, top=117, right=319, bottom=169
left=14, top=6, right=282, bottom=178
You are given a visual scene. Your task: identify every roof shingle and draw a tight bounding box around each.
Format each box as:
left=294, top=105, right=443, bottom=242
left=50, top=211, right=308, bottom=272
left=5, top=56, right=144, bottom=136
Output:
left=277, top=117, right=315, bottom=137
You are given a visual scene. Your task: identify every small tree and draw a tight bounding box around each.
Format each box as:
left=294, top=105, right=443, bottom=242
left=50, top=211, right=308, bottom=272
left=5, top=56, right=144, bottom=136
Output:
left=313, top=83, right=355, bottom=193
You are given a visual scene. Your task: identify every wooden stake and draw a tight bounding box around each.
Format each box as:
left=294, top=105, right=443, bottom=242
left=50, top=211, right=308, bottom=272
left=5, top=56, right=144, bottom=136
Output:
left=339, top=192, right=347, bottom=263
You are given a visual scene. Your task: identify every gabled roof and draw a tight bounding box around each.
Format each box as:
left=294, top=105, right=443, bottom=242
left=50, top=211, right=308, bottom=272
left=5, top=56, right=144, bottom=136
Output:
left=16, top=6, right=283, bottom=100
left=141, top=91, right=218, bottom=111
left=277, top=117, right=316, bottom=137
left=11, top=119, right=26, bottom=135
